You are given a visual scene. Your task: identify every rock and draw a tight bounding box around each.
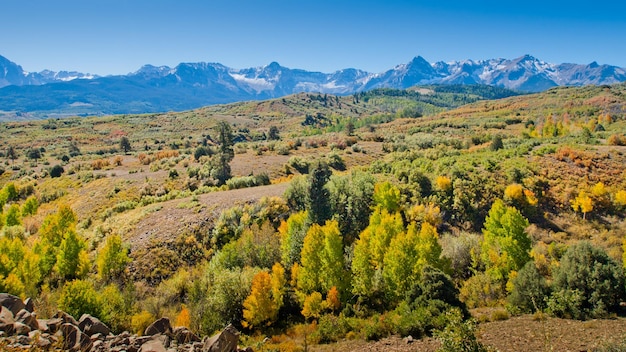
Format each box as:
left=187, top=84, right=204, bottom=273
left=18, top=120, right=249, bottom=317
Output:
left=0, top=322, right=15, bottom=335
left=15, top=309, right=39, bottom=331
left=55, top=310, right=79, bottom=326
left=23, top=298, right=34, bottom=313
left=140, top=335, right=168, bottom=352
left=78, top=313, right=111, bottom=336
left=16, top=334, right=31, bottom=346
left=404, top=335, right=414, bottom=344
left=0, top=306, right=14, bottom=324
left=0, top=293, right=25, bottom=316
left=13, top=322, right=31, bottom=336
left=60, top=323, right=93, bottom=352
left=173, top=326, right=200, bottom=343
left=35, top=335, right=53, bottom=350
left=41, top=317, right=63, bottom=334
left=92, top=339, right=104, bottom=350
left=144, top=317, right=172, bottom=336
left=203, top=324, right=240, bottom=352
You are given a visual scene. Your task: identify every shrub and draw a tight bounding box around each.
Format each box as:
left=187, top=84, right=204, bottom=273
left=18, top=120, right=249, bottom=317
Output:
left=131, top=310, right=155, bottom=335
left=607, top=134, right=626, bottom=146
left=49, top=164, right=65, bottom=178
left=435, top=309, right=489, bottom=352
left=58, top=279, right=102, bottom=319
left=287, top=156, right=309, bottom=174
left=508, top=261, right=550, bottom=313
left=548, top=241, right=624, bottom=319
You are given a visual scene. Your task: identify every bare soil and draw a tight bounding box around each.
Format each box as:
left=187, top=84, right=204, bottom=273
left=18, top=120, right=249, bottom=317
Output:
left=311, top=315, right=626, bottom=352
left=126, top=182, right=289, bottom=250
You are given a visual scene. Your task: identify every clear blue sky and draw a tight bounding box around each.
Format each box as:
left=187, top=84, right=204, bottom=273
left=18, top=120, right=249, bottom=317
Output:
left=2, top=0, right=625, bottom=75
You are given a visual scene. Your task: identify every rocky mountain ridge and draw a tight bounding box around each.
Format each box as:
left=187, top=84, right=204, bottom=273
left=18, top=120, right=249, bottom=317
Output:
left=1, top=54, right=625, bottom=117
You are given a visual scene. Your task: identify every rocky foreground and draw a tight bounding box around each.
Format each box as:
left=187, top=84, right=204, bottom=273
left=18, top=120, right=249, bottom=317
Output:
left=0, top=293, right=250, bottom=352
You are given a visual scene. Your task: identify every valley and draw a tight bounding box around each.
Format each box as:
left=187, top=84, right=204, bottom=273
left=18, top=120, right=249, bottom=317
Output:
left=1, top=83, right=626, bottom=351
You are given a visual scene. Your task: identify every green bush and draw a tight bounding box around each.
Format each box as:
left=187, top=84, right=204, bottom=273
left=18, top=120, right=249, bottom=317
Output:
left=287, top=156, right=310, bottom=174
left=508, top=261, right=550, bottom=313
left=435, top=309, right=489, bottom=352
left=58, top=279, right=102, bottom=319
left=548, top=241, right=625, bottom=319
left=49, top=164, right=65, bottom=178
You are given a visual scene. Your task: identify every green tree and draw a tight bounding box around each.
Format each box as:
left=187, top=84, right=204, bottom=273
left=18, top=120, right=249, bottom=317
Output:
left=6, top=146, right=17, bottom=164
left=297, top=221, right=347, bottom=295
left=58, top=279, right=102, bottom=319
left=27, top=148, right=41, bottom=163
left=373, top=181, right=401, bottom=213
left=327, top=171, right=375, bottom=243
left=55, top=229, right=90, bottom=281
left=210, top=153, right=232, bottom=186
left=216, top=121, right=235, bottom=161
left=481, top=199, right=531, bottom=282
left=279, top=211, right=310, bottom=268
left=383, top=222, right=445, bottom=301
left=490, top=135, right=503, bottom=151
left=306, top=162, right=332, bottom=225
left=351, top=208, right=404, bottom=299
left=97, top=234, right=131, bottom=283
left=119, top=136, right=132, bottom=153
left=5, top=204, right=21, bottom=227
left=268, top=126, right=280, bottom=141
left=21, top=195, right=39, bottom=216
left=508, top=261, right=549, bottom=313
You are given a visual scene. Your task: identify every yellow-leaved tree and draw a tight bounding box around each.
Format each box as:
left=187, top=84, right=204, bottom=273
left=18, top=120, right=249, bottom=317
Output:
left=242, top=263, right=286, bottom=329
left=571, top=190, right=593, bottom=219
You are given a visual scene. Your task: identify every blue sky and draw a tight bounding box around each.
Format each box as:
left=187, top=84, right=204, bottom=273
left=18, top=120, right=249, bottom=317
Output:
left=2, top=0, right=625, bottom=75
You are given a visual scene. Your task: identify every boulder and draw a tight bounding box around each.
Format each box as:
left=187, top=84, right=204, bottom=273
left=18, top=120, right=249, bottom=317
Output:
left=40, top=317, right=63, bottom=334
left=78, top=313, right=111, bottom=336
left=60, top=323, right=93, bottom=352
left=15, top=309, right=39, bottom=331
left=54, top=310, right=79, bottom=326
left=0, top=322, right=15, bottom=335
left=13, top=322, right=31, bottom=336
left=23, top=298, right=34, bottom=313
left=144, top=317, right=172, bottom=336
left=0, top=293, right=25, bottom=316
left=139, top=335, right=168, bottom=352
left=203, top=324, right=239, bottom=352
left=0, top=306, right=14, bottom=324
left=173, top=326, right=200, bottom=343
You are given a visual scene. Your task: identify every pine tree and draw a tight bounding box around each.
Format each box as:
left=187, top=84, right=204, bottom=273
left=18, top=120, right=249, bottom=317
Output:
left=306, top=162, right=332, bottom=225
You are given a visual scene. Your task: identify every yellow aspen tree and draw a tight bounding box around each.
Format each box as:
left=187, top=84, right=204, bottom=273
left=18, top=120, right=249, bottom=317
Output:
left=242, top=271, right=277, bottom=328
left=572, top=190, right=593, bottom=219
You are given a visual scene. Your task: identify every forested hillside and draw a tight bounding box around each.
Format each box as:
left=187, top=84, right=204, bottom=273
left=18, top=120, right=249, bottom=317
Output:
left=1, top=83, right=626, bottom=351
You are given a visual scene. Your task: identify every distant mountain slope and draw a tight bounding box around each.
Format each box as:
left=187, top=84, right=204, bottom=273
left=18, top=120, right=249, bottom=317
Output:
left=0, top=54, right=625, bottom=118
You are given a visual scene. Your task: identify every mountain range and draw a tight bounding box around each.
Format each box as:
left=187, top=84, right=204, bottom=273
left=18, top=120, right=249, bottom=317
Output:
left=1, top=54, right=625, bottom=118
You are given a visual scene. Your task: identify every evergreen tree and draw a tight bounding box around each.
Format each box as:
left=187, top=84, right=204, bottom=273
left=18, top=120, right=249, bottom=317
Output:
left=6, top=146, right=16, bottom=164
left=306, top=162, right=332, bottom=225
left=119, top=136, right=132, bottom=153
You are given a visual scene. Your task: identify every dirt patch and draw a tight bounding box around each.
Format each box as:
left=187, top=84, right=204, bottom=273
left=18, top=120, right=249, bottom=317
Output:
left=125, top=182, right=289, bottom=251
left=478, top=315, right=626, bottom=352
left=309, top=315, right=626, bottom=352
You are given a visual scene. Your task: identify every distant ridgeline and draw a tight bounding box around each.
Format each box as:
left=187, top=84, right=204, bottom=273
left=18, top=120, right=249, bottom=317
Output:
left=0, top=53, right=624, bottom=118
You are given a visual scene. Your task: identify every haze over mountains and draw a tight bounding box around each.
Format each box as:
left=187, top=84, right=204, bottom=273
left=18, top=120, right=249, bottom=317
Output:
left=1, top=54, right=625, bottom=118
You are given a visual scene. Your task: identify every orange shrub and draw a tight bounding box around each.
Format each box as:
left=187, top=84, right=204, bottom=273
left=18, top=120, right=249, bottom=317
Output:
left=91, top=158, right=110, bottom=170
